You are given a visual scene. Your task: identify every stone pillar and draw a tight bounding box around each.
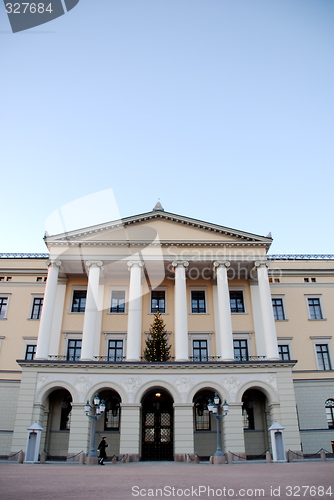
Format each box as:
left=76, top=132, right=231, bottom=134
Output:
left=35, top=260, right=61, bottom=360
left=213, top=261, right=234, bottom=360
left=81, top=261, right=103, bottom=361
left=174, top=404, right=194, bottom=457
left=119, top=404, right=140, bottom=459
left=67, top=404, right=90, bottom=458
left=126, top=262, right=144, bottom=361
left=173, top=261, right=189, bottom=361
left=222, top=403, right=245, bottom=458
left=48, top=279, right=67, bottom=356
left=255, top=262, right=279, bottom=359
left=250, top=281, right=266, bottom=358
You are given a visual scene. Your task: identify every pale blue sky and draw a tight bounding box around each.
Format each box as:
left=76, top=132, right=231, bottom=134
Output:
left=1, top=0, right=333, bottom=254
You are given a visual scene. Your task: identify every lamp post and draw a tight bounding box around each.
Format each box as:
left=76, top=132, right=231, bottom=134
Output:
left=207, top=393, right=229, bottom=457
left=84, top=393, right=106, bottom=457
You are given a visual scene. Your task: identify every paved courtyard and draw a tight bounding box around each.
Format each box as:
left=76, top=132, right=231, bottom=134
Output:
left=0, top=461, right=333, bottom=500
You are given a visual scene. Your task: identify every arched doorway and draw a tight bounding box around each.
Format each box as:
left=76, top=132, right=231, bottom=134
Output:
left=242, top=388, right=269, bottom=457
left=193, top=389, right=216, bottom=459
left=44, top=388, right=72, bottom=459
left=141, top=388, right=174, bottom=461
left=95, top=389, right=122, bottom=457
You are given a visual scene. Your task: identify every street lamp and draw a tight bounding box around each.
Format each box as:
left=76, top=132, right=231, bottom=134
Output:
left=84, top=393, right=106, bottom=457
left=207, top=393, right=229, bottom=457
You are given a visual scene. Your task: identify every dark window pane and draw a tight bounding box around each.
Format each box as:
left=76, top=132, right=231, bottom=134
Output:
left=111, top=290, right=125, bottom=313
left=151, top=291, right=165, bottom=313
left=191, top=291, right=206, bottom=313
left=71, top=291, right=86, bottom=313
left=230, top=291, right=244, bottom=313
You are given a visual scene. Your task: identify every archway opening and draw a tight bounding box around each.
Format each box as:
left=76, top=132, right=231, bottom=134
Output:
left=95, top=389, right=122, bottom=457
left=242, top=388, right=269, bottom=458
left=141, top=388, right=174, bottom=461
left=44, top=388, right=72, bottom=459
left=193, top=389, right=216, bottom=459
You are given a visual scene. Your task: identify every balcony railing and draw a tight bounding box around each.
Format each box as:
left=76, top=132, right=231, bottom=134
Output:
left=45, top=355, right=267, bottom=363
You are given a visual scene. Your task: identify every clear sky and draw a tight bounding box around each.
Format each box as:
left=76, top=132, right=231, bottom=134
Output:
left=1, top=0, right=333, bottom=255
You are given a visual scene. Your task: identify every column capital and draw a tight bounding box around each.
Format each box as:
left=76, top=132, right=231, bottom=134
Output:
left=213, top=260, right=230, bottom=269
left=172, top=260, right=189, bottom=268
left=254, top=260, right=269, bottom=269
left=86, top=260, right=103, bottom=268
left=46, top=259, right=61, bottom=268
left=127, top=261, right=144, bottom=268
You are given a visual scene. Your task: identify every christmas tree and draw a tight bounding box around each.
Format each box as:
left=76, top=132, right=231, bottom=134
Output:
left=144, top=311, right=172, bottom=362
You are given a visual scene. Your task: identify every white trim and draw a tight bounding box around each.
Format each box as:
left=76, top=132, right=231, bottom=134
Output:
left=311, top=337, right=333, bottom=371
left=305, top=294, right=326, bottom=320
left=188, top=332, right=212, bottom=358
left=108, top=286, right=128, bottom=315
left=103, top=332, right=127, bottom=358
left=232, top=332, right=253, bottom=357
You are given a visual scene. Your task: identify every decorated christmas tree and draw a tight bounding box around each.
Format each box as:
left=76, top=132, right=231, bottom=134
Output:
left=144, top=311, right=171, bottom=361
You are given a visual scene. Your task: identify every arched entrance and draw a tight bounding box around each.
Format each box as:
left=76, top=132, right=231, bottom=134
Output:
left=95, top=389, right=122, bottom=457
left=141, top=388, right=174, bottom=461
left=242, top=388, right=269, bottom=457
left=193, top=389, right=216, bottom=459
left=44, top=388, right=72, bottom=459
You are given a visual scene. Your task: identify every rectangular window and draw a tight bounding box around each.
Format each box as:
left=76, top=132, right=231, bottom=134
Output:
left=308, top=298, right=323, bottom=320
left=0, top=297, right=8, bottom=319
left=110, top=290, right=125, bottom=313
left=191, top=291, right=206, bottom=313
left=272, top=298, right=285, bottom=320
left=325, top=400, right=334, bottom=429
left=71, top=290, right=86, bottom=313
left=192, top=340, right=208, bottom=361
left=67, top=339, right=82, bottom=361
left=230, top=291, right=245, bottom=313
left=151, top=290, right=165, bottom=313
left=234, top=339, right=249, bottom=361
left=278, top=344, right=290, bottom=360
left=25, top=344, right=36, bottom=360
left=31, top=297, right=43, bottom=319
left=108, top=340, right=124, bottom=361
left=316, top=344, right=331, bottom=370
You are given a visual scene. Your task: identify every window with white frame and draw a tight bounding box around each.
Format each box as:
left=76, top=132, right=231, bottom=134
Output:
left=0, top=296, right=9, bottom=319
left=110, top=290, right=126, bottom=313
left=67, top=339, right=82, bottom=360
left=191, top=290, right=206, bottom=313
left=192, top=340, right=208, bottom=361
left=230, top=290, right=245, bottom=313
left=108, top=339, right=124, bottom=361
left=151, top=290, right=165, bottom=313
left=30, top=297, right=43, bottom=319
left=307, top=297, right=323, bottom=320
left=272, top=297, right=285, bottom=320
left=316, top=344, right=332, bottom=370
left=233, top=339, right=249, bottom=361
left=325, top=399, right=334, bottom=429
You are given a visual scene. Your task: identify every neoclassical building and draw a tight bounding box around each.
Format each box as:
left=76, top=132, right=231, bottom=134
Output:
left=0, top=204, right=333, bottom=461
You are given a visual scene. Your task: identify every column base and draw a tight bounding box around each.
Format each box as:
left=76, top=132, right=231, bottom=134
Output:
left=210, top=455, right=226, bottom=464
left=86, top=456, right=99, bottom=465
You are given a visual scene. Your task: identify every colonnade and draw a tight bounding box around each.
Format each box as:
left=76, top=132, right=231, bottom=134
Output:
left=35, top=259, right=279, bottom=362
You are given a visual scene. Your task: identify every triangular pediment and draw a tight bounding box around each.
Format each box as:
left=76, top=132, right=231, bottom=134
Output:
left=45, top=210, right=272, bottom=248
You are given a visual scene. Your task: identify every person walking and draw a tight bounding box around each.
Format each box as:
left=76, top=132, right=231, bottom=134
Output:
left=97, top=436, right=108, bottom=465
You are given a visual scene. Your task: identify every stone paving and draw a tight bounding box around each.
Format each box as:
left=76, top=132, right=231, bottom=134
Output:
left=0, top=461, right=333, bottom=500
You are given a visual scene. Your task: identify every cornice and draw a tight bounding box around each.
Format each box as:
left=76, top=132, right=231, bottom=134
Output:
left=47, top=240, right=271, bottom=248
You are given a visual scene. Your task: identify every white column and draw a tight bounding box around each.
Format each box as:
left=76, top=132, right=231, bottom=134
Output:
left=173, top=261, right=189, bottom=361
left=126, top=261, right=143, bottom=361
left=35, top=260, right=61, bottom=360
left=255, top=261, right=279, bottom=359
left=213, top=261, right=234, bottom=361
left=80, top=261, right=103, bottom=361
left=48, top=280, right=67, bottom=355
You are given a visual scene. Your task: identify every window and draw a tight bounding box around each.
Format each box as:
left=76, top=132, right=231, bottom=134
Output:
left=0, top=297, right=8, bottom=319
left=108, top=340, right=123, bottom=361
left=311, top=278, right=316, bottom=283
left=36, top=277, right=43, bottom=282
left=151, top=290, right=165, bottom=313
left=67, top=339, right=82, bottom=361
left=304, top=278, right=309, bottom=283
left=191, top=291, right=206, bottom=313
left=278, top=344, right=290, bottom=360
left=272, top=298, right=285, bottom=320
left=316, top=344, right=331, bottom=370
left=71, top=290, right=86, bottom=313
left=25, top=344, right=36, bottom=360
left=110, top=290, right=125, bottom=313
left=193, top=391, right=213, bottom=431
left=234, top=339, right=249, bottom=361
left=230, top=291, right=245, bottom=313
left=192, top=340, right=208, bottom=361
left=325, top=399, right=334, bottom=429
left=105, top=395, right=121, bottom=430
left=31, top=297, right=43, bottom=319
left=307, top=298, right=323, bottom=320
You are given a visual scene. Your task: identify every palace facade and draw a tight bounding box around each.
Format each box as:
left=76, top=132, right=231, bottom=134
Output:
left=0, top=204, right=333, bottom=461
